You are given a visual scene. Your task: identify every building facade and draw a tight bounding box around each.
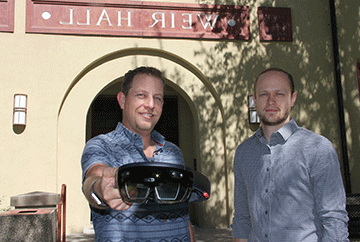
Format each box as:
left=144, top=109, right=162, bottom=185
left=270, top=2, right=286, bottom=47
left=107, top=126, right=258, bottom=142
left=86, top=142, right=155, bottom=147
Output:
left=1, top=0, right=359, bottom=234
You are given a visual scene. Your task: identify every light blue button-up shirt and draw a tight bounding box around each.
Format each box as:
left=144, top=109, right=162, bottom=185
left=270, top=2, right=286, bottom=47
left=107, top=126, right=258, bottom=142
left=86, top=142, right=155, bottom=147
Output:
left=231, top=119, right=349, bottom=241
left=81, top=123, right=190, bottom=242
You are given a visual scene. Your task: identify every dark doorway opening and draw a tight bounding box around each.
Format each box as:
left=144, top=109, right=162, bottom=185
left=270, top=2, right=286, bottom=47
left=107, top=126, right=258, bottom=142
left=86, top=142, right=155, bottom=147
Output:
left=90, top=96, right=121, bottom=138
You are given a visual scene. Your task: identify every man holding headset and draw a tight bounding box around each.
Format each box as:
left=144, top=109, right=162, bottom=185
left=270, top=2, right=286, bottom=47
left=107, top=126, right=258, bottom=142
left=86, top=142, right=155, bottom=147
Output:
left=81, top=66, right=195, bottom=242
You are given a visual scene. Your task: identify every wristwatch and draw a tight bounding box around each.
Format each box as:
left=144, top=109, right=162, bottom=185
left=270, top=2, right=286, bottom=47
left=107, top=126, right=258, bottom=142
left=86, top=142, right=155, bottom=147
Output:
left=90, top=180, right=108, bottom=207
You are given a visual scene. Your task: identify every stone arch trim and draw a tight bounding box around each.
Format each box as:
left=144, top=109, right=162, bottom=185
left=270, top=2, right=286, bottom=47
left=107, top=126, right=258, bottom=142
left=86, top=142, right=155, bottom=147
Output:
left=58, top=47, right=224, bottom=117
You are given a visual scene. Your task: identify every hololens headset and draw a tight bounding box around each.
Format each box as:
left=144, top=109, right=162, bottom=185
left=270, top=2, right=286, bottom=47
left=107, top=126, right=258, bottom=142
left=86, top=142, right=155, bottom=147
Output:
left=116, top=162, right=211, bottom=204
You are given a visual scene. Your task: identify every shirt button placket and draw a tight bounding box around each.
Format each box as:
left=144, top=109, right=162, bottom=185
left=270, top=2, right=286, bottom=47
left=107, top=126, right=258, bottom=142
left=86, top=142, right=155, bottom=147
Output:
left=265, top=167, right=270, bottom=193
left=265, top=146, right=272, bottom=242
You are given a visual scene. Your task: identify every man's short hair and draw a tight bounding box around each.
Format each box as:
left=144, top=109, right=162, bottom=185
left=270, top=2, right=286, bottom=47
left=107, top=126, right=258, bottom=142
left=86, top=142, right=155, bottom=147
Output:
left=122, top=66, right=165, bottom=96
left=254, top=67, right=295, bottom=94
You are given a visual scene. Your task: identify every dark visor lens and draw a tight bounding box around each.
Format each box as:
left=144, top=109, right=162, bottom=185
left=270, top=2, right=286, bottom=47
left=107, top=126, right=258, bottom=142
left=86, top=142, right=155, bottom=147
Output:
left=154, top=182, right=191, bottom=203
left=155, top=182, right=180, bottom=201
left=117, top=163, right=193, bottom=204
left=120, top=183, right=150, bottom=203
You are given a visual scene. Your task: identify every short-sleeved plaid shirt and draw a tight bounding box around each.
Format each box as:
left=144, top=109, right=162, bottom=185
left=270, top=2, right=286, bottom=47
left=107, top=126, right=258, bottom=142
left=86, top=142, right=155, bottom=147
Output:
left=81, top=123, right=191, bottom=242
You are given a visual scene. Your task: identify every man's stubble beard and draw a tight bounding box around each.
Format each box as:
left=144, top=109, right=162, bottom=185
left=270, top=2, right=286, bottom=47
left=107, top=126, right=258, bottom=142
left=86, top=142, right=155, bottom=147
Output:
left=259, top=109, right=290, bottom=126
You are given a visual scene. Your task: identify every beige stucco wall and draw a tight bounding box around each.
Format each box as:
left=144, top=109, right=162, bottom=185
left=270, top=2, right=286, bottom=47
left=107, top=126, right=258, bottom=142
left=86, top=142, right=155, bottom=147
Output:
left=1, top=0, right=360, bottom=234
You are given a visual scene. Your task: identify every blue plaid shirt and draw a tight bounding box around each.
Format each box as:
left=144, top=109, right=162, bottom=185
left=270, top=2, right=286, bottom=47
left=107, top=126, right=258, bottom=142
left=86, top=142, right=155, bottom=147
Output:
left=231, top=119, right=349, bottom=241
left=81, top=123, right=190, bottom=242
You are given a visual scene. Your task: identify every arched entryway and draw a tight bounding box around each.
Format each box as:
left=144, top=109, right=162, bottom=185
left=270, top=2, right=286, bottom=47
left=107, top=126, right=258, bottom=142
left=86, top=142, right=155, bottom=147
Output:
left=57, top=48, right=229, bottom=232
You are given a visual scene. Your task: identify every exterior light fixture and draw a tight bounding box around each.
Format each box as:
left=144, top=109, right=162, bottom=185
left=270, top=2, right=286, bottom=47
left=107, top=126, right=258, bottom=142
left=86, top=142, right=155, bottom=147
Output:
left=248, top=95, right=260, bottom=124
left=13, top=94, right=27, bottom=126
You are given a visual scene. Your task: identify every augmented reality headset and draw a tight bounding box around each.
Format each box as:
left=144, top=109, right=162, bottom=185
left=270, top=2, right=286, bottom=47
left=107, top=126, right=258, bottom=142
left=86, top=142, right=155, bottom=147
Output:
left=116, top=162, right=211, bottom=204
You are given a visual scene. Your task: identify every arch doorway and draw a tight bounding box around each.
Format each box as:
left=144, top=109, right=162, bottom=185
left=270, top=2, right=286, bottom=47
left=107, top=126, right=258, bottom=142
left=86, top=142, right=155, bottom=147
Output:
left=85, top=78, right=201, bottom=224
left=57, top=48, right=229, bottom=231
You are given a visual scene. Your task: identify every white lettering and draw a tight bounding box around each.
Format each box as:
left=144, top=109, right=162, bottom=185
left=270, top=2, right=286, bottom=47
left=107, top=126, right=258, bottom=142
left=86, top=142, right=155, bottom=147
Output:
left=150, top=12, right=165, bottom=28
left=118, top=11, right=132, bottom=27
left=198, top=14, right=218, bottom=29
left=171, top=12, right=175, bottom=28
left=182, top=13, right=192, bottom=29
left=77, top=9, right=91, bottom=25
left=60, top=8, right=74, bottom=25
left=57, top=7, right=225, bottom=36
left=96, top=9, right=112, bottom=26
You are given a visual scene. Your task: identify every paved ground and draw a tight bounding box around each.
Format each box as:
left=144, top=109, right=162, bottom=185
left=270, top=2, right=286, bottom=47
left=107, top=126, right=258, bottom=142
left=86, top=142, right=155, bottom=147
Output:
left=66, top=227, right=233, bottom=242
left=67, top=227, right=360, bottom=242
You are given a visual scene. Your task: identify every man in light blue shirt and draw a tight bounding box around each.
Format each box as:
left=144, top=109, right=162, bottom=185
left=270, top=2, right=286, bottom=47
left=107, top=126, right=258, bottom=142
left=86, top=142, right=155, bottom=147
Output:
left=82, top=67, right=195, bottom=241
left=231, top=68, right=349, bottom=241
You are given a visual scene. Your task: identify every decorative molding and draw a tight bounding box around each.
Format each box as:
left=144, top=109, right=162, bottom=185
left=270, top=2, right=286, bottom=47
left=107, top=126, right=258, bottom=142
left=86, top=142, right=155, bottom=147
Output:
left=258, top=7, right=293, bottom=42
left=26, top=0, right=250, bottom=40
left=0, top=0, right=14, bottom=32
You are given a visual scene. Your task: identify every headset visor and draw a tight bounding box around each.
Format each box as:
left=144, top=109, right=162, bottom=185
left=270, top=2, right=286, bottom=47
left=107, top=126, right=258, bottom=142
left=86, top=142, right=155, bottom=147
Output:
left=117, top=162, right=194, bottom=204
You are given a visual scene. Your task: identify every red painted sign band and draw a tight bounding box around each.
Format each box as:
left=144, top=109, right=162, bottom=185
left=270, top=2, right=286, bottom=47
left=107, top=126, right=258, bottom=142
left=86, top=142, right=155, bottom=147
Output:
left=26, top=0, right=249, bottom=40
left=0, top=0, right=14, bottom=32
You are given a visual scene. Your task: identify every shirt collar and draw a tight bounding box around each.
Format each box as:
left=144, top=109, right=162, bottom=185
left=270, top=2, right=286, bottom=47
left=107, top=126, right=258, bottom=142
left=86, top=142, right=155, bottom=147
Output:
left=115, top=122, right=165, bottom=147
left=277, top=118, right=298, bottom=141
left=255, top=118, right=299, bottom=144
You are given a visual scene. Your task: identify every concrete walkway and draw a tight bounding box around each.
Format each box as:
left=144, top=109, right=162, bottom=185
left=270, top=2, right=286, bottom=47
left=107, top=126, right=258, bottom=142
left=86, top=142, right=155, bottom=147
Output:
left=66, top=227, right=233, bottom=242
left=66, top=228, right=360, bottom=242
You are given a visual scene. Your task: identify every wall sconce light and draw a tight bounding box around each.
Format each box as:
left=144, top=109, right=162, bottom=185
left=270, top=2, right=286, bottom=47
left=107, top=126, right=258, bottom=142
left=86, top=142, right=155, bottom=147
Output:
left=13, top=94, right=27, bottom=126
left=248, top=95, right=260, bottom=124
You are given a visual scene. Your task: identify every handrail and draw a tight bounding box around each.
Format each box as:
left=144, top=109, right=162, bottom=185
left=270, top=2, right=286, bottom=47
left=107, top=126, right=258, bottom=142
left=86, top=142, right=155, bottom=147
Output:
left=57, top=184, right=67, bottom=242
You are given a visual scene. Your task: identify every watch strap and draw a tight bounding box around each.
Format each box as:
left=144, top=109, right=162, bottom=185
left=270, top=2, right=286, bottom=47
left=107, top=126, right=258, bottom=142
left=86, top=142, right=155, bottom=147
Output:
left=90, top=180, right=108, bottom=207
